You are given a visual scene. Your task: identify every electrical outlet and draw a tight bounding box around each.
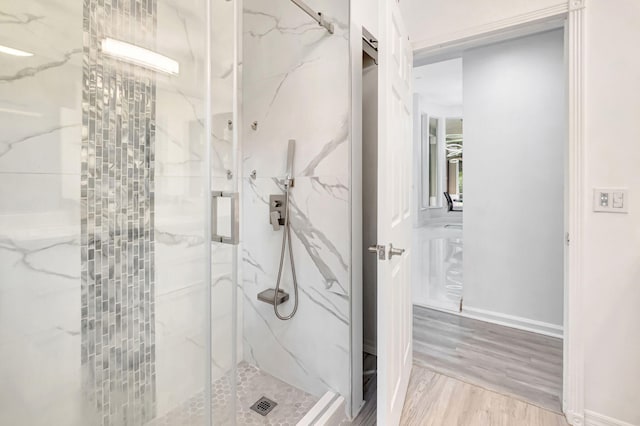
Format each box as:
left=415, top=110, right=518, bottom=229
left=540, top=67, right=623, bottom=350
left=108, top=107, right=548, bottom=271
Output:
left=593, top=188, right=629, bottom=213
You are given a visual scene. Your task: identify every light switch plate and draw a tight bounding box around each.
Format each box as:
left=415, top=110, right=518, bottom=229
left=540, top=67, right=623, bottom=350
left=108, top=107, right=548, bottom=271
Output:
left=593, top=188, right=629, bottom=213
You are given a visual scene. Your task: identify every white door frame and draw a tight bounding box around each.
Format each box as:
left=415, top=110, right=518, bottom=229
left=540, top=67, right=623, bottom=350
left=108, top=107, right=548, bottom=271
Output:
left=349, top=1, right=586, bottom=423
left=408, top=1, right=586, bottom=425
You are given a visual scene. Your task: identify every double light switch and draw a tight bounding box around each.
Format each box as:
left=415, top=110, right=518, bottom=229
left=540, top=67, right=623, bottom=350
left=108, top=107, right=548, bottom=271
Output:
left=593, top=188, right=629, bottom=213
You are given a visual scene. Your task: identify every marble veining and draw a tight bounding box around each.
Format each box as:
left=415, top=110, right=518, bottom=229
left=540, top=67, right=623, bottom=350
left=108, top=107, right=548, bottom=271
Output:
left=246, top=177, right=349, bottom=294
left=0, top=10, right=44, bottom=25
left=241, top=0, right=351, bottom=405
left=0, top=237, right=80, bottom=280
left=0, top=123, right=81, bottom=158
left=0, top=48, right=82, bottom=82
left=244, top=8, right=326, bottom=39
left=299, top=117, right=349, bottom=177
left=0, top=3, right=85, bottom=424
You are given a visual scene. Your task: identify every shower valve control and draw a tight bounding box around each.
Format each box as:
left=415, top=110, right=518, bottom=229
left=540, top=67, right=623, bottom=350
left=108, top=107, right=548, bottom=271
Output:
left=269, top=194, right=287, bottom=228
left=368, top=244, right=386, bottom=260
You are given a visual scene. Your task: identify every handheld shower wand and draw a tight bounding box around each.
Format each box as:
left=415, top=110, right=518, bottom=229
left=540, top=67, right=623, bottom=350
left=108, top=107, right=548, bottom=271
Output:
left=274, top=140, right=299, bottom=320
left=285, top=139, right=295, bottom=187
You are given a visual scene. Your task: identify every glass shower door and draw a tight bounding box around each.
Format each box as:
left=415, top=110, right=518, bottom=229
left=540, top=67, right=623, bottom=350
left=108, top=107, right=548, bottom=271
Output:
left=209, top=0, right=240, bottom=423
left=0, top=0, right=217, bottom=424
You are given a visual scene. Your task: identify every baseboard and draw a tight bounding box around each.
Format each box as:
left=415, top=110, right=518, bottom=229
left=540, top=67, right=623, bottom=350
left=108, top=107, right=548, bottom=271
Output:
left=414, top=300, right=460, bottom=315
left=460, top=306, right=564, bottom=339
left=584, top=410, right=638, bottom=426
left=564, top=409, right=584, bottom=426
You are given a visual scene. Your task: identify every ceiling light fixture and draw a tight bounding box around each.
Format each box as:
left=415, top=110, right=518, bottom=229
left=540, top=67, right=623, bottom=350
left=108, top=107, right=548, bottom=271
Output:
left=101, top=38, right=179, bottom=75
left=0, top=44, right=33, bottom=57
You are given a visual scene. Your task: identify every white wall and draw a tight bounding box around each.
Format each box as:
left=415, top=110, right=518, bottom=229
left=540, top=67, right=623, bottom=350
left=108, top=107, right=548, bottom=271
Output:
left=399, top=0, right=565, bottom=47
left=583, top=1, right=640, bottom=424
left=353, top=0, right=379, bottom=38
left=462, top=29, right=566, bottom=328
left=401, top=1, right=640, bottom=424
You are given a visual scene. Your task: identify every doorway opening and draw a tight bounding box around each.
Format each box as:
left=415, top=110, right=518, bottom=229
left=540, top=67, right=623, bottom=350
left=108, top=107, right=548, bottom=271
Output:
left=411, top=28, right=567, bottom=413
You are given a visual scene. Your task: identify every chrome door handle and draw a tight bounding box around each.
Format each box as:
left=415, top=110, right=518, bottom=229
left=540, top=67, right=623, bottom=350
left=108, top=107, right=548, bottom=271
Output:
left=388, top=244, right=405, bottom=259
left=212, top=191, right=239, bottom=245
left=368, top=244, right=386, bottom=260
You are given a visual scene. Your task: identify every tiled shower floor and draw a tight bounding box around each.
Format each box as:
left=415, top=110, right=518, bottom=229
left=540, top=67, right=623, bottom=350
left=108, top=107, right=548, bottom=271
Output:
left=148, top=362, right=319, bottom=425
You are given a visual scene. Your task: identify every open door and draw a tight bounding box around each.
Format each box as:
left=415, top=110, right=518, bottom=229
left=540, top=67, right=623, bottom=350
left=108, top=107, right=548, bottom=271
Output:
left=374, top=0, right=413, bottom=424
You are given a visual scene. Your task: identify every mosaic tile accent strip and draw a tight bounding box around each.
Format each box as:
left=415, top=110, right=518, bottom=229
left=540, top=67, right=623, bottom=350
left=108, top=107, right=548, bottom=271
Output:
left=81, top=0, right=158, bottom=424
left=148, top=362, right=319, bottom=425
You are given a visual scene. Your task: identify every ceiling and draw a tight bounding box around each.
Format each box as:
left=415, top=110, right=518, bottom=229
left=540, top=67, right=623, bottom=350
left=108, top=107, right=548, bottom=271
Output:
left=413, top=58, right=463, bottom=108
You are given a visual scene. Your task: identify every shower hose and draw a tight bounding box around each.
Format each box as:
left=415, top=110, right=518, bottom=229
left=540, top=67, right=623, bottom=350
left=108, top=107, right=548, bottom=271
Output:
left=274, top=183, right=299, bottom=320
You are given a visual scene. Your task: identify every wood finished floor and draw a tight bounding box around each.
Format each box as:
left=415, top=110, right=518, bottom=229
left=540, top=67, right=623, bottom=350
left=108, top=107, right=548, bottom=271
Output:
left=413, top=306, right=563, bottom=413
left=352, top=363, right=567, bottom=426
left=350, top=307, right=565, bottom=425
left=399, top=365, right=568, bottom=426
left=350, top=352, right=377, bottom=425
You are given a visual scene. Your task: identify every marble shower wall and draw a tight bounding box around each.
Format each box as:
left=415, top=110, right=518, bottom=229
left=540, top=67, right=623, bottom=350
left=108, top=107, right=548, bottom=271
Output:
left=0, top=1, right=85, bottom=424
left=242, top=0, right=351, bottom=400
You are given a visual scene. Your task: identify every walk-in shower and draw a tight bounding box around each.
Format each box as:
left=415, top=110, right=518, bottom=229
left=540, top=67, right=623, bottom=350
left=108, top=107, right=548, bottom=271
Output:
left=0, top=0, right=351, bottom=424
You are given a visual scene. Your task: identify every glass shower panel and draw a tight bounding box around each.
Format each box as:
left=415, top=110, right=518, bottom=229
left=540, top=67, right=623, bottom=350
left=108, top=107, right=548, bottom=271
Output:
left=210, top=0, right=238, bottom=423
left=0, top=0, right=212, bottom=425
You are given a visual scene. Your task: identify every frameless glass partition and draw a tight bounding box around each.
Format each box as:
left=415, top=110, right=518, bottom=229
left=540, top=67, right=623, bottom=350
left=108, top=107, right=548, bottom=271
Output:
left=0, top=0, right=213, bottom=424
left=1, top=0, right=352, bottom=424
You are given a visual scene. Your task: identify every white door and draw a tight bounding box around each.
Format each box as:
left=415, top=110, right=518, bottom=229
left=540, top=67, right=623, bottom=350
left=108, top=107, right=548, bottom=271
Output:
left=376, top=0, right=413, bottom=424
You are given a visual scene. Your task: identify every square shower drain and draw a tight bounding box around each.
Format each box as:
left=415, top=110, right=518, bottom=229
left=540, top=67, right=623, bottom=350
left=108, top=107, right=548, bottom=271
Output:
left=250, top=396, right=278, bottom=416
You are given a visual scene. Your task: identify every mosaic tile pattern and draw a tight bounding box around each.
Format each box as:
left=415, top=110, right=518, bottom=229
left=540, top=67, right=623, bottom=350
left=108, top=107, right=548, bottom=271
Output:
left=148, top=362, right=319, bottom=425
left=81, top=0, right=158, bottom=424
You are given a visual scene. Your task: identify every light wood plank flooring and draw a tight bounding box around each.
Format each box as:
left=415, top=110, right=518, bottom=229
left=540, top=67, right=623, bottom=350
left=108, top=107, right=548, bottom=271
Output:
left=350, top=306, right=566, bottom=424
left=400, top=365, right=568, bottom=426
left=351, top=362, right=568, bottom=425
left=413, top=306, right=563, bottom=413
